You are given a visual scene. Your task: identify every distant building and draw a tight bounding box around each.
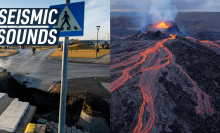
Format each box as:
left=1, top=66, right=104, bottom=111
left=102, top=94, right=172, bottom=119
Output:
left=64, top=40, right=110, bottom=46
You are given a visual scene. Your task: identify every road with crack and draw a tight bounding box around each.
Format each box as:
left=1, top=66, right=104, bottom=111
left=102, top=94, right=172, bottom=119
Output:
left=0, top=48, right=110, bottom=91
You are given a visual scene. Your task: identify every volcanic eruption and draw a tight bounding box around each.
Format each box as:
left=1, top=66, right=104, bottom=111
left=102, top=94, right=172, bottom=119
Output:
left=154, top=22, right=171, bottom=29
left=132, top=21, right=183, bottom=39
left=110, top=20, right=220, bottom=133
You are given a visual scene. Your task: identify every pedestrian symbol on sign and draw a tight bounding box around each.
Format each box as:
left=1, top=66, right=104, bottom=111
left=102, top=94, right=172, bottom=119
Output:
left=50, top=1, right=84, bottom=37
left=52, top=5, right=82, bottom=32
left=61, top=11, right=71, bottom=30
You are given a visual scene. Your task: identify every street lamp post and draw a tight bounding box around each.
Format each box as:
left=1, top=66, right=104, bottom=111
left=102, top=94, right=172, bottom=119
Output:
left=96, top=26, right=100, bottom=58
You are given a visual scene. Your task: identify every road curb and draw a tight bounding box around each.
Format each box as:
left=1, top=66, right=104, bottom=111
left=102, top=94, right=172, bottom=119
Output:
left=46, top=54, right=110, bottom=65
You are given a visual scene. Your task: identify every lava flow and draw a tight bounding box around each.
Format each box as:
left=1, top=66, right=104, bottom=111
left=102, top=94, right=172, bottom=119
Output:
left=111, top=33, right=215, bottom=133
left=200, top=40, right=220, bottom=49
left=186, top=37, right=220, bottom=50
left=144, top=26, right=151, bottom=34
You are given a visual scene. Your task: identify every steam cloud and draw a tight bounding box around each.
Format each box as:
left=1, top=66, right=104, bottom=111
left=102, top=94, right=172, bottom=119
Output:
left=149, top=0, right=178, bottom=24
left=131, top=0, right=178, bottom=29
left=0, top=58, right=12, bottom=68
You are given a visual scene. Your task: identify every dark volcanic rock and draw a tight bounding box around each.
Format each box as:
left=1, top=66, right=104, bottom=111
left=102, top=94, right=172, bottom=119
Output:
left=165, top=23, right=183, bottom=35
left=131, top=30, right=171, bottom=40
left=189, top=32, right=220, bottom=41
left=164, top=39, right=220, bottom=112
left=111, top=73, right=143, bottom=133
left=133, top=24, right=153, bottom=36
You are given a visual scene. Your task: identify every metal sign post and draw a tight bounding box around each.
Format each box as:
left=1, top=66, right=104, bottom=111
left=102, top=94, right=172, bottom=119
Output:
left=58, top=37, right=69, bottom=133
left=58, top=0, right=69, bottom=133
left=50, top=1, right=84, bottom=132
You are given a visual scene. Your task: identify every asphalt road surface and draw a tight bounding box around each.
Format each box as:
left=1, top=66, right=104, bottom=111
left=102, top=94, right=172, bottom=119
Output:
left=0, top=48, right=110, bottom=91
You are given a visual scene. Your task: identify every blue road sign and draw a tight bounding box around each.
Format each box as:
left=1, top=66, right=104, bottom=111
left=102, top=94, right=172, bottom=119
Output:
left=50, top=2, right=85, bottom=37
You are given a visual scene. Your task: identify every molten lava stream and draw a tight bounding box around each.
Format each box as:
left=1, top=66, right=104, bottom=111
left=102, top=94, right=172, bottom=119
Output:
left=186, top=37, right=220, bottom=50
left=144, top=26, right=151, bottom=34
left=200, top=40, right=220, bottom=49
left=186, top=37, right=197, bottom=42
left=111, top=34, right=215, bottom=133
left=111, top=50, right=145, bottom=64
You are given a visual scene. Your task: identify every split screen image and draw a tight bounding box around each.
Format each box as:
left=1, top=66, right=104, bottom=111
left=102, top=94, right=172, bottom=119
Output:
left=0, top=0, right=220, bottom=133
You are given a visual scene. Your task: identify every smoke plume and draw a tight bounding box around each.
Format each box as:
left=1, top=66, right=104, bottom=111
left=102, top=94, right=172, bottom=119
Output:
left=130, top=0, right=178, bottom=29
left=149, top=0, right=178, bottom=24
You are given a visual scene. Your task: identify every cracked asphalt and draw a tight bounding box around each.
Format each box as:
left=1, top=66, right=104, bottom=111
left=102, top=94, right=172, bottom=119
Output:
left=0, top=48, right=110, bottom=91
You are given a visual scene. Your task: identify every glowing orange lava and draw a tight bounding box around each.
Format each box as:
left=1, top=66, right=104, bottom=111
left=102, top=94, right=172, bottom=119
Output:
left=153, top=22, right=171, bottom=29
left=186, top=36, right=197, bottom=42
left=200, top=40, right=220, bottom=49
left=186, top=37, right=220, bottom=50
left=144, top=26, right=151, bottom=34
left=111, top=34, right=215, bottom=133
left=138, top=24, right=167, bottom=37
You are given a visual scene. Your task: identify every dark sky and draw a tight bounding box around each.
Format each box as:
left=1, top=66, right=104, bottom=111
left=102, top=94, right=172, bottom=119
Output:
left=111, top=0, right=220, bottom=12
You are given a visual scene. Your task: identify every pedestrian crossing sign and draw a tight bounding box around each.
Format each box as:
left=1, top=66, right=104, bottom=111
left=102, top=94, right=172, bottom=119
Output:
left=50, top=2, right=85, bottom=37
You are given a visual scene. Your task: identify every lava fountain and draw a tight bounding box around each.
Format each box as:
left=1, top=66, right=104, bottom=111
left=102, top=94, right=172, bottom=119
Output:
left=137, top=22, right=172, bottom=38
left=153, top=22, right=172, bottom=29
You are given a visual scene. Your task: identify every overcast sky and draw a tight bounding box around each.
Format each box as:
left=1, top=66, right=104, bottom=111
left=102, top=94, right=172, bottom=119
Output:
left=0, top=0, right=110, bottom=41
left=111, top=0, right=220, bottom=12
